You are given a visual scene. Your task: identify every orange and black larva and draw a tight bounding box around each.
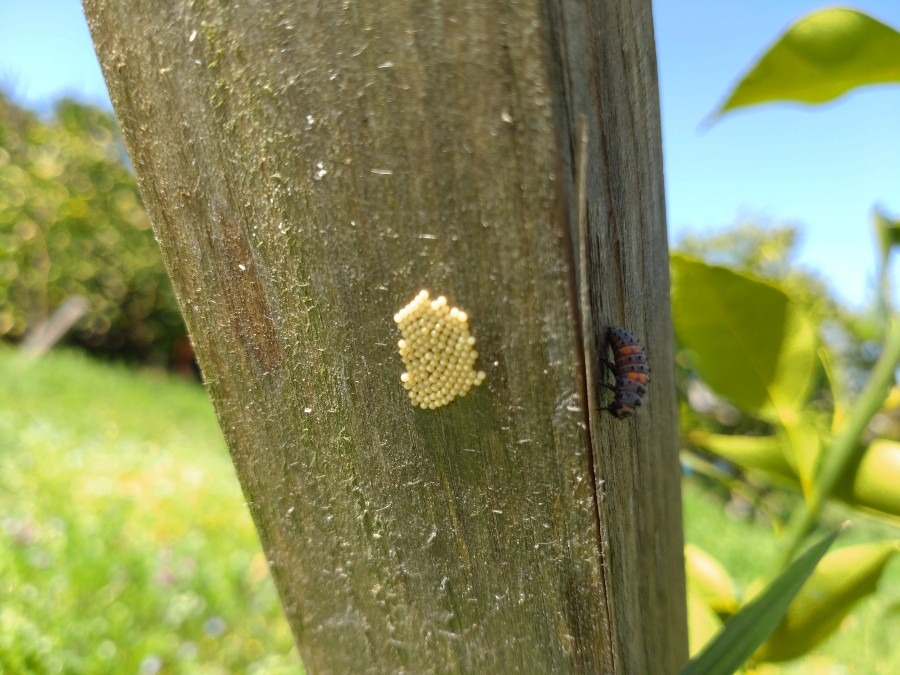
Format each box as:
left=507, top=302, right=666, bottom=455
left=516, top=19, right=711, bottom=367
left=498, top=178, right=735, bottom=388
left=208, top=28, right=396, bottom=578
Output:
left=603, top=326, right=649, bottom=419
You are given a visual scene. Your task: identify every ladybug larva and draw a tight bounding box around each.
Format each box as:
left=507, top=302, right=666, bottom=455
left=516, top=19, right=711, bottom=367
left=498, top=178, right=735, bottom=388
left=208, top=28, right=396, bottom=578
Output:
left=603, top=326, right=649, bottom=419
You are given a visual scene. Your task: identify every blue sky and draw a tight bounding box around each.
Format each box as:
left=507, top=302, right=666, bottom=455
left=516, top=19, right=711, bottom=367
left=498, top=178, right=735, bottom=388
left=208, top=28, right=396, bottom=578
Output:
left=1, top=1, right=898, bottom=308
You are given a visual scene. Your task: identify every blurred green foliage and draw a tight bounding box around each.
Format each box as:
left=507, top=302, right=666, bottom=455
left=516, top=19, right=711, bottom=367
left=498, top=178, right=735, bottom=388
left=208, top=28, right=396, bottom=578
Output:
left=0, top=94, right=184, bottom=362
left=680, top=7, right=900, bottom=670
left=0, top=347, right=300, bottom=673
left=684, top=479, right=900, bottom=673
left=675, top=244, right=900, bottom=666
left=682, top=529, right=841, bottom=675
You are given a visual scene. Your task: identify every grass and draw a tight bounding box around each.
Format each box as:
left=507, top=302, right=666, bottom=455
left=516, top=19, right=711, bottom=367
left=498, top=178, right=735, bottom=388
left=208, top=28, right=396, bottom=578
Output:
left=0, top=347, right=300, bottom=674
left=3, top=346, right=897, bottom=673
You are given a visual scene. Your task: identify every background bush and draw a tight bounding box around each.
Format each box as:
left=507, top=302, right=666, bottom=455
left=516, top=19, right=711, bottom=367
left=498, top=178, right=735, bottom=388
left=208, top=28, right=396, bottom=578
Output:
left=0, top=94, right=185, bottom=363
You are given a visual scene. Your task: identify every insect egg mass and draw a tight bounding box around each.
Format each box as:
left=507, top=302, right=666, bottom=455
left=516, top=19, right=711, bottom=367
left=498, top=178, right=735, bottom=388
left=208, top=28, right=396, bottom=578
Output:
left=393, top=290, right=487, bottom=409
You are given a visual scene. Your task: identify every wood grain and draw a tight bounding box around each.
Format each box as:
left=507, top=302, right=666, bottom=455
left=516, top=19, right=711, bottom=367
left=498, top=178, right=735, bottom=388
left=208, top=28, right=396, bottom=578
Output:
left=84, top=0, right=686, bottom=671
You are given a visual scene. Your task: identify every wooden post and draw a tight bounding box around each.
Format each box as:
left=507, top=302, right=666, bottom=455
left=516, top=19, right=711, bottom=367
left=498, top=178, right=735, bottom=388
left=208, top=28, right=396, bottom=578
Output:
left=84, top=1, right=686, bottom=671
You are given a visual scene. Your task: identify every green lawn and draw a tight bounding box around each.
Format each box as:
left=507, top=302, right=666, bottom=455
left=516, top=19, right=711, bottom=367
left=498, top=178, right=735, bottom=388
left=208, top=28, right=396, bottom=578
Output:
left=0, top=348, right=300, bottom=674
left=2, top=347, right=897, bottom=673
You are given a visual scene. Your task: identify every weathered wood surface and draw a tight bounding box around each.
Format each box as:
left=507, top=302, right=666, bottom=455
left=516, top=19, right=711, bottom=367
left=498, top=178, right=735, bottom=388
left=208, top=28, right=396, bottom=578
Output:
left=84, top=0, right=686, bottom=672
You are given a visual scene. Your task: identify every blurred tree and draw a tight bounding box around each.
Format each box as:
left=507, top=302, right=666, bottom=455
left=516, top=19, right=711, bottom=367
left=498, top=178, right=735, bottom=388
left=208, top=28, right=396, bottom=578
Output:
left=0, top=94, right=185, bottom=362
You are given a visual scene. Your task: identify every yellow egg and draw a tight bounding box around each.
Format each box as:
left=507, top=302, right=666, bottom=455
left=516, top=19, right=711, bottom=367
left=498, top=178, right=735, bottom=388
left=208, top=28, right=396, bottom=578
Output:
left=393, top=290, right=486, bottom=408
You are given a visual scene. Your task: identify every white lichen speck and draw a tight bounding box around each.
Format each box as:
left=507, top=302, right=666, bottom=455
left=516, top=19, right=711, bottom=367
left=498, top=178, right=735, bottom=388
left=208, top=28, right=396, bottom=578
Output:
left=394, top=290, right=486, bottom=409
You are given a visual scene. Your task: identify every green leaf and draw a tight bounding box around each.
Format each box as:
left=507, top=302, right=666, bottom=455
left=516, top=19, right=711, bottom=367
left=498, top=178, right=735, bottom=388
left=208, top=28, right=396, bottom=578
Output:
left=716, top=8, right=900, bottom=115
left=671, top=255, right=817, bottom=426
left=817, top=345, right=843, bottom=428
left=680, top=528, right=840, bottom=675
left=685, top=545, right=739, bottom=616
left=784, top=417, right=823, bottom=500
left=687, top=591, right=724, bottom=658
left=874, top=210, right=900, bottom=316
left=840, top=439, right=900, bottom=517
left=874, top=210, right=900, bottom=259
left=755, top=541, right=899, bottom=662
left=688, top=431, right=796, bottom=483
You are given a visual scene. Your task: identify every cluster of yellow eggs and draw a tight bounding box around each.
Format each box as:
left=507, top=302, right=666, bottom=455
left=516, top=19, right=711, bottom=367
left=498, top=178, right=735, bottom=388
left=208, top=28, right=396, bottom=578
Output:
left=394, top=290, right=487, bottom=409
